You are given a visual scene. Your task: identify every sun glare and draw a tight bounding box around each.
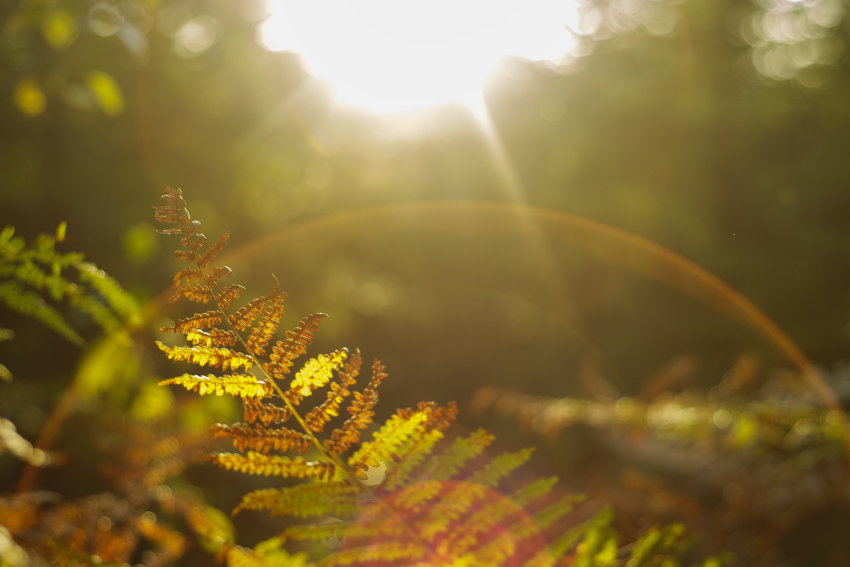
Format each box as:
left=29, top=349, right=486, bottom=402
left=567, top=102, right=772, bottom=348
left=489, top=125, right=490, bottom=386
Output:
left=256, top=0, right=582, bottom=114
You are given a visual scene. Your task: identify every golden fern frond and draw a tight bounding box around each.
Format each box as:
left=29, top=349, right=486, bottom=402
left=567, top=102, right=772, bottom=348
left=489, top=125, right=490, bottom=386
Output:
left=185, top=328, right=239, bottom=347
left=246, top=278, right=286, bottom=356
left=169, top=284, right=214, bottom=304
left=324, top=358, right=387, bottom=455
left=347, top=402, right=456, bottom=480
left=156, top=342, right=254, bottom=371
left=305, top=350, right=361, bottom=433
left=243, top=397, right=292, bottom=426
left=216, top=284, right=246, bottom=310
left=265, top=313, right=327, bottom=379
left=381, top=402, right=458, bottom=490
left=158, top=373, right=273, bottom=398
left=212, top=422, right=312, bottom=454
left=229, top=278, right=281, bottom=331
left=161, top=310, right=223, bottom=333
left=206, top=265, right=234, bottom=288
left=208, top=452, right=334, bottom=479
left=233, top=482, right=361, bottom=517
left=197, top=232, right=230, bottom=270
left=173, top=267, right=204, bottom=286
left=286, top=349, right=348, bottom=404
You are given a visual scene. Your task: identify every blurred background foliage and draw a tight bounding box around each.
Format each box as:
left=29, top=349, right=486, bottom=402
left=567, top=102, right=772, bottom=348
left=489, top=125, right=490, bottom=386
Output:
left=2, top=0, right=850, bottom=564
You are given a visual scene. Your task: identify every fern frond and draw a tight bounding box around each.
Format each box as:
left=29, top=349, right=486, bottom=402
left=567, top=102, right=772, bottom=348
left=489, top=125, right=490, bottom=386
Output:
left=468, top=447, right=535, bottom=488
left=281, top=519, right=406, bottom=543
left=265, top=313, right=327, bottom=380
left=324, top=358, right=388, bottom=456
left=212, top=422, right=312, bottom=454
left=0, top=281, right=84, bottom=346
left=216, top=284, right=246, bottom=310
left=158, top=373, right=273, bottom=398
left=75, top=261, right=141, bottom=324
left=226, top=538, right=311, bottom=567
left=229, top=279, right=282, bottom=331
left=439, top=477, right=564, bottom=558
left=186, top=328, right=239, bottom=348
left=429, top=429, right=495, bottom=482
left=246, top=278, right=286, bottom=356
left=197, top=232, right=230, bottom=270
left=243, top=397, right=292, bottom=425
left=170, top=284, right=214, bottom=304
left=161, top=310, right=223, bottom=333
left=315, top=542, right=426, bottom=567
left=522, top=508, right=613, bottom=567
left=67, top=292, right=122, bottom=334
left=382, top=402, right=458, bottom=490
left=206, top=265, right=234, bottom=288
left=392, top=480, right=444, bottom=513
left=346, top=407, right=428, bottom=479
left=305, top=351, right=361, bottom=433
left=156, top=341, right=254, bottom=371
left=208, top=452, right=334, bottom=479
left=233, top=482, right=360, bottom=517
left=286, top=349, right=348, bottom=404
left=173, top=267, right=204, bottom=286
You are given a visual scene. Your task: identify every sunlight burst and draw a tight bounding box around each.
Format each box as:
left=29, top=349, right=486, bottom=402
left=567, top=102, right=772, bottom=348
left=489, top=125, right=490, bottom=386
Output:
left=257, top=0, right=583, bottom=114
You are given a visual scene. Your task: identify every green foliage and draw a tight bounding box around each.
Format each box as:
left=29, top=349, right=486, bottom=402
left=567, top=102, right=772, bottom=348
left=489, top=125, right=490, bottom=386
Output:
left=0, top=224, right=140, bottom=350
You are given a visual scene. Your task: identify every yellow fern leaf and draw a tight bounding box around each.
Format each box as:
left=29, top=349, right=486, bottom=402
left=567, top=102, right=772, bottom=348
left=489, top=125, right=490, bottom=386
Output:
left=185, top=328, right=239, bottom=347
left=158, top=373, right=273, bottom=398
left=208, top=452, right=334, bottom=479
left=305, top=352, right=361, bottom=433
left=287, top=349, right=348, bottom=404
left=347, top=406, right=431, bottom=479
left=156, top=341, right=254, bottom=372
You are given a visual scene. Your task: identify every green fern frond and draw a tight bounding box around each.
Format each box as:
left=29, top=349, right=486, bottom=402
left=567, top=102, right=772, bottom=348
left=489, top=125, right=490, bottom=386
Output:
left=0, top=225, right=139, bottom=346
left=468, top=447, right=535, bottom=488
left=233, top=482, right=361, bottom=517
left=0, top=280, right=84, bottom=346
left=75, top=261, right=141, bottom=324
left=315, top=543, right=426, bottom=567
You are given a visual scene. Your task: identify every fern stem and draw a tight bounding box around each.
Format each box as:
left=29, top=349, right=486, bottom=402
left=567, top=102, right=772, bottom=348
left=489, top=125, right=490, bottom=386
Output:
left=188, top=248, right=446, bottom=563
